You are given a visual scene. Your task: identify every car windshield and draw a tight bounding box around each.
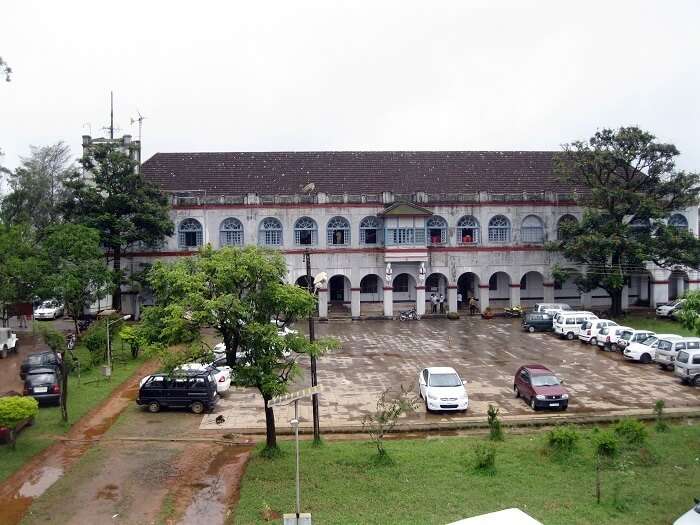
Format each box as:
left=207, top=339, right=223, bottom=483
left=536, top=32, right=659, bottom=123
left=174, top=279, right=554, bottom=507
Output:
left=676, top=351, right=689, bottom=364
left=621, top=332, right=633, bottom=340
left=26, top=354, right=45, bottom=364
left=531, top=374, right=560, bottom=387
left=28, top=373, right=55, bottom=384
left=641, top=336, right=658, bottom=346
left=429, top=373, right=462, bottom=387
left=39, top=301, right=55, bottom=309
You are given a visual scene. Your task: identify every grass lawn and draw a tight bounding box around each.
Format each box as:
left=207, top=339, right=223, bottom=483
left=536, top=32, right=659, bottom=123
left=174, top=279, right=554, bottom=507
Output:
left=233, top=423, right=700, bottom=525
left=613, top=313, right=695, bottom=337
left=0, top=336, right=147, bottom=483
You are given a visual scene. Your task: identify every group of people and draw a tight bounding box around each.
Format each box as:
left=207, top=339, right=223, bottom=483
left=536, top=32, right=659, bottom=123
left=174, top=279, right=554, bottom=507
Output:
left=429, top=292, right=480, bottom=316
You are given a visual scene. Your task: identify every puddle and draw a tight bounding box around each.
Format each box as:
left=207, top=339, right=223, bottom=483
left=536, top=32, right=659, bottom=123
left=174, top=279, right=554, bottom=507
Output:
left=17, top=466, right=64, bottom=498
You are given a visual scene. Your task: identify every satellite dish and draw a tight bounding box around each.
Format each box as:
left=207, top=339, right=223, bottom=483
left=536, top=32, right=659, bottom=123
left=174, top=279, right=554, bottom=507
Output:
left=313, top=272, right=328, bottom=288
left=302, top=182, right=316, bottom=193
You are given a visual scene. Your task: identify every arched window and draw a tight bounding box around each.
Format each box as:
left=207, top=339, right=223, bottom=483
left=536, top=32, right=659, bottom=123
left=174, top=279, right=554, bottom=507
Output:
left=360, top=216, right=382, bottom=245
left=669, top=214, right=688, bottom=230
left=521, top=215, right=545, bottom=243
left=393, top=274, right=409, bottom=293
left=426, top=215, right=448, bottom=245
left=178, top=218, right=203, bottom=249
left=557, top=214, right=578, bottom=240
left=630, top=217, right=651, bottom=238
left=457, top=215, right=480, bottom=244
left=259, top=217, right=283, bottom=246
left=327, top=216, right=350, bottom=246
left=488, top=215, right=511, bottom=243
left=294, top=217, right=317, bottom=246
left=219, top=217, right=243, bottom=246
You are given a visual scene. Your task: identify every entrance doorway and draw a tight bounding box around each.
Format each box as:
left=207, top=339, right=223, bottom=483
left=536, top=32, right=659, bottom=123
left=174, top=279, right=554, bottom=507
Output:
left=329, top=275, right=346, bottom=302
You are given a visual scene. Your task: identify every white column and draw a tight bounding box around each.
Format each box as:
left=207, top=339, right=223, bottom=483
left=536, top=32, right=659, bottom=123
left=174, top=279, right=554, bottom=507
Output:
left=621, top=284, right=629, bottom=311
left=478, top=285, right=490, bottom=311
left=416, top=286, right=426, bottom=316
left=509, top=284, right=520, bottom=307
left=447, top=286, right=457, bottom=313
left=351, top=288, right=361, bottom=319
left=651, top=280, right=669, bottom=307
left=383, top=287, right=394, bottom=318
left=543, top=283, right=555, bottom=303
left=318, top=288, right=329, bottom=319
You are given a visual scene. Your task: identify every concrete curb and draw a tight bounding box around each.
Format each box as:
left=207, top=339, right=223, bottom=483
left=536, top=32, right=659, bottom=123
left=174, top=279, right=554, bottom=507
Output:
left=218, top=407, right=700, bottom=435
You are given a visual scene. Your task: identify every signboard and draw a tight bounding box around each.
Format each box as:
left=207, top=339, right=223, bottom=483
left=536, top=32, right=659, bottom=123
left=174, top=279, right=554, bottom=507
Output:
left=268, top=385, right=323, bottom=407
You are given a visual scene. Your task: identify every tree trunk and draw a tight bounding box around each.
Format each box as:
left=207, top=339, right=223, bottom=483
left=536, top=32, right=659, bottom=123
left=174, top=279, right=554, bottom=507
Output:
left=60, top=354, right=68, bottom=422
left=263, top=397, right=277, bottom=450
left=610, top=288, right=623, bottom=317
left=112, top=246, right=122, bottom=311
left=595, top=457, right=601, bottom=504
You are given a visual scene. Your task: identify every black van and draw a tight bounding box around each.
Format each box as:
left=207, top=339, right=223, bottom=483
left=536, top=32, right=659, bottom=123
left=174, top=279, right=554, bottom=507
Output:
left=522, top=312, right=553, bottom=333
left=136, top=370, right=218, bottom=414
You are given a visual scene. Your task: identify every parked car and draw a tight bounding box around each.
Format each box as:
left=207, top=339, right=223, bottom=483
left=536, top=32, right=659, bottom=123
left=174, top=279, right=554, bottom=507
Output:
left=674, top=349, right=700, bottom=386
left=623, top=334, right=680, bottom=364
left=0, top=327, right=19, bottom=359
left=673, top=498, right=700, bottom=525
left=176, top=363, right=232, bottom=394
left=532, top=303, right=572, bottom=316
left=596, top=325, right=633, bottom=351
left=136, top=370, right=218, bottom=413
left=552, top=311, right=598, bottom=340
left=656, top=337, right=700, bottom=371
left=616, top=329, right=656, bottom=352
left=578, top=319, right=618, bottom=346
left=34, top=300, right=64, bottom=320
left=513, top=364, right=569, bottom=411
left=418, top=367, right=469, bottom=412
left=23, top=367, right=61, bottom=405
left=521, top=313, right=553, bottom=333
left=20, top=351, right=61, bottom=380
left=657, top=299, right=685, bottom=318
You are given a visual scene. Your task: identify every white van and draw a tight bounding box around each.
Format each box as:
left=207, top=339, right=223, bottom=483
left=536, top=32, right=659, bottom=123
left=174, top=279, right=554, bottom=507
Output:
left=578, top=319, right=618, bottom=345
left=657, top=337, right=700, bottom=370
left=533, top=303, right=572, bottom=316
left=674, top=349, right=700, bottom=386
left=553, top=312, right=599, bottom=340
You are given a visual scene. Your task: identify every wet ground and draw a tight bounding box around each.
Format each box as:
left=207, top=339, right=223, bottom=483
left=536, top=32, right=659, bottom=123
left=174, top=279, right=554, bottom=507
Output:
left=204, top=316, right=700, bottom=431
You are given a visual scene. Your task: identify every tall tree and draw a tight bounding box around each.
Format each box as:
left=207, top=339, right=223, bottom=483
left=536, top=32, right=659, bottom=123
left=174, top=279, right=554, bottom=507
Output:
left=42, top=224, right=112, bottom=336
left=552, top=127, right=700, bottom=316
left=1, top=142, right=75, bottom=231
left=61, top=144, right=173, bottom=310
left=140, top=246, right=338, bottom=452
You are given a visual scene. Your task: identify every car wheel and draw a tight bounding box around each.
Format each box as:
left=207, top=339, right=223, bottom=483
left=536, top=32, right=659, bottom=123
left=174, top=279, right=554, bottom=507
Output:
left=190, top=401, right=205, bottom=414
left=590, top=337, right=597, bottom=346
left=528, top=326, right=535, bottom=333
left=147, top=401, right=160, bottom=413
left=0, top=346, right=6, bottom=359
left=514, top=385, right=520, bottom=398
left=561, top=405, right=568, bottom=411
left=530, top=397, right=538, bottom=411
left=425, top=399, right=430, bottom=413
left=640, top=353, right=652, bottom=364
left=566, top=332, right=574, bottom=341
left=693, top=375, right=700, bottom=387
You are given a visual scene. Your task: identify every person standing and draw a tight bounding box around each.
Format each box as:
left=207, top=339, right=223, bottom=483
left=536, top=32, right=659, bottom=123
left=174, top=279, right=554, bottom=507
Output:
left=469, top=296, right=477, bottom=316
left=430, top=293, right=437, bottom=313
left=439, top=294, right=445, bottom=314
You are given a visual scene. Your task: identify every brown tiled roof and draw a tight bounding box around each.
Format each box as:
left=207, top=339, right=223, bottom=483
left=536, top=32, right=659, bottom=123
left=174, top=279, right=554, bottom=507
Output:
left=141, top=151, right=579, bottom=195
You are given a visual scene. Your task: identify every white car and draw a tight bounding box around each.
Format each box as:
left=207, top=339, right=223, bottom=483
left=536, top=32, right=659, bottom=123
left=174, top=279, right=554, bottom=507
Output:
left=176, top=363, right=232, bottom=394
left=34, top=300, right=64, bottom=320
left=616, top=329, right=655, bottom=352
left=578, top=319, right=618, bottom=345
left=657, top=299, right=685, bottom=318
left=418, top=366, right=469, bottom=412
left=596, top=325, right=633, bottom=351
left=673, top=498, right=700, bottom=525
left=0, top=327, right=19, bottom=359
left=623, top=334, right=680, bottom=364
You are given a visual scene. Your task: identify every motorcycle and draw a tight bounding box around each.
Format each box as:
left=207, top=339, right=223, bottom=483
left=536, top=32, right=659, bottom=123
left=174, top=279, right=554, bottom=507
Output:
left=399, top=307, right=420, bottom=321
left=504, top=305, right=523, bottom=318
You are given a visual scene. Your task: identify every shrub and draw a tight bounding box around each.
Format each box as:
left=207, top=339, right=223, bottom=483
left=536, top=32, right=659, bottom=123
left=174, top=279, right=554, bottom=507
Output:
left=613, top=418, right=648, bottom=447
left=547, top=425, right=580, bottom=455
left=0, top=396, right=39, bottom=448
left=592, top=430, right=619, bottom=459
left=472, top=442, right=496, bottom=473
left=654, top=400, right=668, bottom=432
left=487, top=404, right=503, bottom=441
left=361, top=386, right=418, bottom=458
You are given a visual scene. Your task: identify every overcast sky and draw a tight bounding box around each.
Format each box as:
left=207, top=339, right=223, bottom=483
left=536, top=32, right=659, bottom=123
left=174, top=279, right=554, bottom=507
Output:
left=2, top=0, right=699, bottom=176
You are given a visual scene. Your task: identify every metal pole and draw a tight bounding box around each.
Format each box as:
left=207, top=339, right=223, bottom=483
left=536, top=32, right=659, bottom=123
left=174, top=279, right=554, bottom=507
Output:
left=106, top=320, right=111, bottom=381
left=294, top=399, right=301, bottom=518
left=305, top=250, right=320, bottom=442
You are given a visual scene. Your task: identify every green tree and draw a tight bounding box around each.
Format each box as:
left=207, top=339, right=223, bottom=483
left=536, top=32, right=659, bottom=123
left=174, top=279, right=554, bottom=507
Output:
left=61, top=143, right=173, bottom=310
left=42, top=224, right=112, bottom=336
left=679, top=289, right=700, bottom=334
left=0, top=396, right=38, bottom=449
left=36, top=324, right=70, bottom=422
left=552, top=127, right=700, bottom=316
left=1, top=142, right=76, bottom=232
left=140, top=245, right=338, bottom=452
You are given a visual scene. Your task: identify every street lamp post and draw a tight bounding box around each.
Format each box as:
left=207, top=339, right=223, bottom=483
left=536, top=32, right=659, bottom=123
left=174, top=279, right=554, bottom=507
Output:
left=105, top=314, right=131, bottom=380
left=303, top=250, right=321, bottom=443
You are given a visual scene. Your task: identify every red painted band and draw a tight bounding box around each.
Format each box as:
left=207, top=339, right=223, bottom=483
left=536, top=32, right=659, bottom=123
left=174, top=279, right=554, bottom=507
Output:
left=171, top=200, right=576, bottom=211
left=415, top=286, right=426, bottom=290
left=651, top=280, right=670, bottom=285
left=478, top=284, right=490, bottom=289
left=543, top=283, right=555, bottom=287
left=350, top=288, right=361, bottom=291
left=509, top=284, right=522, bottom=287
left=447, top=285, right=458, bottom=289
left=317, top=287, right=328, bottom=292
left=383, top=287, right=393, bottom=291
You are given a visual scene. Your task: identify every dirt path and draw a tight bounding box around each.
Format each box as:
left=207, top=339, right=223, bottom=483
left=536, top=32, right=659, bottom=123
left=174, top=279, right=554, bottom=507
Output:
left=0, top=359, right=159, bottom=525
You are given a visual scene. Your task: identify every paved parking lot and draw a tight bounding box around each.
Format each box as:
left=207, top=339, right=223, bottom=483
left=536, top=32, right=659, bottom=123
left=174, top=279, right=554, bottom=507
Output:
left=203, top=317, right=700, bottom=432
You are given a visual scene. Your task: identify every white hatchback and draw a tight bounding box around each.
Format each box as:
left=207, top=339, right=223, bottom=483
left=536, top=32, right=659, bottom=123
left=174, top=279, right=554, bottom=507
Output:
left=418, top=367, right=469, bottom=412
left=596, top=325, right=633, bottom=351
left=623, top=334, right=679, bottom=364
left=578, top=319, right=618, bottom=345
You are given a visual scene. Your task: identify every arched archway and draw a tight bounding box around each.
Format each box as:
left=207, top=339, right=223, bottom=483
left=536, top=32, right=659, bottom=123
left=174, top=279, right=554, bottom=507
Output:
left=329, top=275, right=351, bottom=304
left=669, top=269, right=689, bottom=300
left=457, top=272, right=480, bottom=310
left=488, top=271, right=511, bottom=307
left=425, top=273, right=448, bottom=313
left=295, top=275, right=311, bottom=289
left=519, top=271, right=545, bottom=307
left=392, top=273, right=417, bottom=307
left=359, top=274, right=384, bottom=315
